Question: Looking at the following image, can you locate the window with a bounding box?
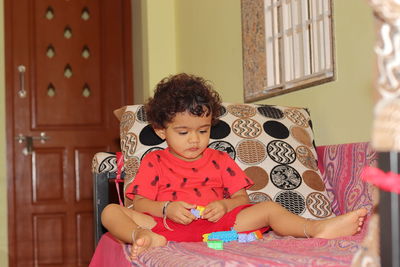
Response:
[241,0,335,102]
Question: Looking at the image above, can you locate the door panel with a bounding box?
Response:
[33,214,64,265]
[32,0,103,128]
[5,0,133,266]
[33,1,102,127]
[33,148,65,203]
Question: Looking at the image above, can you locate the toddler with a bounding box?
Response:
[101,73,367,259]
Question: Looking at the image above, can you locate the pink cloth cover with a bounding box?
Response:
[317,142,377,215]
[90,142,376,267]
[90,230,367,267]
[90,233,131,267]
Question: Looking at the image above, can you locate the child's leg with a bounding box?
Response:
[101,204,167,258]
[233,201,367,239]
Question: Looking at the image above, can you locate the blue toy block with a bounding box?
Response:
[208,229,238,243]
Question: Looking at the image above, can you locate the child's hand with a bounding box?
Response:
[203,200,228,222]
[166,201,196,225]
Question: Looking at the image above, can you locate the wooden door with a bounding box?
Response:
[5,1,133,266]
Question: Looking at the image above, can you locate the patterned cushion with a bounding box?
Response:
[92,152,118,174]
[116,103,334,219]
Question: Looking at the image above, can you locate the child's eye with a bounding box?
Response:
[199,129,209,134]
[179,132,188,135]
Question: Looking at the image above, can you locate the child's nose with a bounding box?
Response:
[189,132,200,143]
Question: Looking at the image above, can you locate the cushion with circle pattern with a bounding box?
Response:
[116,103,334,220]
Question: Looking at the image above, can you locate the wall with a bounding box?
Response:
[132,0,177,103]
[0,1,178,265]
[135,0,375,144]
[262,0,375,145]
[0,0,8,264]
[174,0,375,145]
[175,0,244,99]
[0,0,375,265]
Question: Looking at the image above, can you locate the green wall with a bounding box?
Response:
[135,0,374,145]
[174,0,375,145]
[132,0,177,103]
[0,0,375,265]
[0,0,8,263]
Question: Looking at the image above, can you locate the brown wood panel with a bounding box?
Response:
[5,0,133,266]
[75,147,105,202]
[76,212,94,265]
[33,148,65,203]
[34,1,103,127]
[33,214,65,265]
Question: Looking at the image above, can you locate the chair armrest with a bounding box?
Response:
[92,152,124,246]
[316,142,377,216]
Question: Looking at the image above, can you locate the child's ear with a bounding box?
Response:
[154,128,166,140]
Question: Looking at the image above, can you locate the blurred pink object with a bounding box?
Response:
[362,166,400,194]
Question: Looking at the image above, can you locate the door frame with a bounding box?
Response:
[4,0,133,265]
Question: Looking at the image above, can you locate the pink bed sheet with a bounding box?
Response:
[90,233,131,267]
[90,142,375,267]
[90,228,367,267]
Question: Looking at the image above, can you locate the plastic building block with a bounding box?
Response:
[204,229,262,246]
[253,230,263,239]
[196,205,205,214]
[246,233,257,242]
[190,209,201,218]
[237,231,263,243]
[207,240,224,250]
[237,233,256,243]
[237,233,248,243]
[207,229,238,243]
[202,233,210,242]
[190,205,206,219]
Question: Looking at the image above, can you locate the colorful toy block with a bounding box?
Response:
[204,229,263,249]
[237,230,263,243]
[237,233,255,243]
[190,209,201,218]
[207,229,238,243]
[247,233,257,242]
[196,205,205,213]
[237,233,248,243]
[253,230,263,239]
[207,240,224,250]
[202,233,210,242]
[190,205,206,219]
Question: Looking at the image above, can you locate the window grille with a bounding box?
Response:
[242,0,335,101]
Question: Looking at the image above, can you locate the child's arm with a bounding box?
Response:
[202,189,250,222]
[134,195,197,225]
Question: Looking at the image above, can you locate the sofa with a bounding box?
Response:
[89,103,380,267]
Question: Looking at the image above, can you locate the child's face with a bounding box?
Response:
[155,111,212,161]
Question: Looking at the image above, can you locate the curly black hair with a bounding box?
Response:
[145,73,222,129]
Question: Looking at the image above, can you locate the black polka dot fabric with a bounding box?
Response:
[210,120,231,139]
[139,125,164,146]
[116,103,334,220]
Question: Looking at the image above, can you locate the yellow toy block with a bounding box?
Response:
[202,233,210,242]
[196,205,205,216]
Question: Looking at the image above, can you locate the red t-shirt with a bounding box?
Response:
[126,148,253,206]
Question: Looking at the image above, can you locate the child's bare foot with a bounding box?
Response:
[130,228,167,260]
[311,208,368,239]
